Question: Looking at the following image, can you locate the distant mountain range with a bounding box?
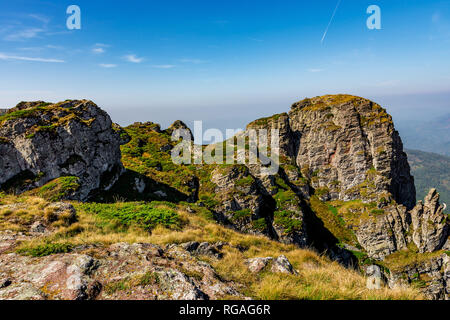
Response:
[398,114,450,157]
[406,149,450,207]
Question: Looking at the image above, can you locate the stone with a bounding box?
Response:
[45,202,77,224]
[30,221,46,233]
[154,190,167,198]
[0,278,12,289]
[0,100,127,201]
[246,257,273,273]
[366,265,383,290]
[271,255,298,275]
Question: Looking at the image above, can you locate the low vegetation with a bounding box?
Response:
[0,192,423,300]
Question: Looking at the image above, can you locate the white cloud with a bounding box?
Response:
[46,45,64,50]
[28,14,50,25]
[92,47,105,54]
[152,64,176,69]
[99,63,117,68]
[308,68,324,73]
[4,28,44,41]
[179,58,208,64]
[124,54,144,63]
[0,53,64,63]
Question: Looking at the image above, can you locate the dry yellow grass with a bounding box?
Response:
[0,194,423,300]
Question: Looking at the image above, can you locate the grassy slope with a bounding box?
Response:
[405,149,450,206]
[0,194,422,300]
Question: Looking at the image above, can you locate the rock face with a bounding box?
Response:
[0,100,128,201]
[410,189,449,253]
[388,254,449,300]
[0,236,242,300]
[247,95,416,209]
[0,95,447,300]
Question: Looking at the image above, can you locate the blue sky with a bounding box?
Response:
[0,0,449,131]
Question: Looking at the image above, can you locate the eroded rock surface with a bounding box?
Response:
[0,100,128,201]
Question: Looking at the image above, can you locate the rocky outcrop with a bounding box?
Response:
[0,239,242,300]
[245,255,298,275]
[410,189,449,253]
[388,254,449,300]
[365,265,384,290]
[0,100,128,201]
[247,95,416,209]
[355,205,410,260]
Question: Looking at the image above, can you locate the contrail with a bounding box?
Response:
[321,0,342,44]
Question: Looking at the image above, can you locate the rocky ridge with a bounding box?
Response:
[0,95,448,300]
[0,100,128,201]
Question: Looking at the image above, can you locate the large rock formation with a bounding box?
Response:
[0,100,128,201]
[249,95,416,209]
[0,95,447,300]
[410,189,449,253]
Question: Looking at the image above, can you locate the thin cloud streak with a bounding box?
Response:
[4,28,44,41]
[152,64,176,69]
[99,63,117,68]
[0,53,64,63]
[321,0,342,44]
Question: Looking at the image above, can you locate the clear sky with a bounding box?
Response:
[0,0,449,132]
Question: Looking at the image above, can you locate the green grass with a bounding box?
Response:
[309,196,358,246]
[251,218,268,232]
[16,242,73,257]
[273,210,303,234]
[230,209,252,222]
[28,176,80,201]
[77,202,183,231]
[0,103,51,123]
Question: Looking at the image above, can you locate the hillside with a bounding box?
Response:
[0,96,448,300]
[406,149,450,206]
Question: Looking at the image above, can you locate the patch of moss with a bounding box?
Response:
[273,210,302,234]
[310,196,358,246]
[251,218,268,232]
[28,176,80,201]
[16,242,73,257]
[77,201,183,231]
[230,209,252,222]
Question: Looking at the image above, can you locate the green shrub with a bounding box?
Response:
[273,210,302,234]
[231,209,252,222]
[30,176,80,201]
[77,202,182,230]
[16,242,73,257]
[251,218,268,232]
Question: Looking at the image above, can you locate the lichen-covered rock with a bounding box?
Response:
[210,165,271,235]
[0,100,128,201]
[410,189,449,253]
[246,257,273,273]
[0,242,243,300]
[271,255,298,275]
[286,95,415,209]
[356,205,410,260]
[388,253,449,300]
[365,265,384,290]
